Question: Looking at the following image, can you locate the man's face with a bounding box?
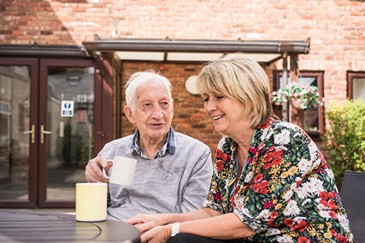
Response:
[124,81,174,141]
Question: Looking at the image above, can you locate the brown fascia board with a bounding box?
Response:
[0,38,310,59]
[0,44,87,57]
[82,38,311,57]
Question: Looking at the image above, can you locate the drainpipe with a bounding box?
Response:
[281,52,289,122]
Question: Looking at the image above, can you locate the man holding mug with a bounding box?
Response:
[85,71,213,221]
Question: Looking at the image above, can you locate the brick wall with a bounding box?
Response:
[1,0,364,96]
[1,0,365,153]
[120,62,221,155]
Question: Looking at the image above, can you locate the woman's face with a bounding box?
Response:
[202,92,250,137]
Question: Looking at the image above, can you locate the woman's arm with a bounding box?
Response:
[141,211,255,242]
[125,207,217,233]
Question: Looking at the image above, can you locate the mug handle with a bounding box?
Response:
[102,160,114,179]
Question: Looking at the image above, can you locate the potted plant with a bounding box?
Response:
[272,82,323,110]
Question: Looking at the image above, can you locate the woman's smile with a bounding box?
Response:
[212,114,225,120]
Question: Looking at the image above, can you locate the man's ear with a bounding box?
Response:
[124,105,136,124]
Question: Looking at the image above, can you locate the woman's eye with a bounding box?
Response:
[212,94,224,101]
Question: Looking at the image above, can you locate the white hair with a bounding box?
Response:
[125,71,173,108]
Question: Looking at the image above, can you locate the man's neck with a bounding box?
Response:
[139,135,167,159]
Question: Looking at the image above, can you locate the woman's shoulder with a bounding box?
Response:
[263,119,305,137]
[254,119,310,148]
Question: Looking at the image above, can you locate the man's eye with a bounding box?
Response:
[160,102,170,108]
[143,103,152,108]
[216,96,224,100]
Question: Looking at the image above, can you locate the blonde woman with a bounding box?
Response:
[127,58,353,243]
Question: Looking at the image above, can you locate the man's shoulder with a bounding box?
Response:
[174,132,209,150]
[103,134,133,147]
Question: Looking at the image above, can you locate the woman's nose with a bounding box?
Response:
[204,100,217,112]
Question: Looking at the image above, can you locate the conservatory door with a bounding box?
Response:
[0,59,38,207]
[0,57,113,208]
[38,59,95,207]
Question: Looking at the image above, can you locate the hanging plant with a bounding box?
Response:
[272,82,323,110]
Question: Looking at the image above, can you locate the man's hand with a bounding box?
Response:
[85,157,112,183]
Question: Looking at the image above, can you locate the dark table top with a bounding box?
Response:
[0,209,141,243]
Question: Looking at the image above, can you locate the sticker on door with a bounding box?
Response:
[61,100,74,117]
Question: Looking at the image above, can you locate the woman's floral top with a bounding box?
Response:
[203,118,353,243]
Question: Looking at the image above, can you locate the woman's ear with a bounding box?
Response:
[124,105,136,124]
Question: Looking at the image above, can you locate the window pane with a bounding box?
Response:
[0,66,30,200]
[277,76,319,131]
[46,67,93,201]
[274,71,324,136]
[353,77,365,100]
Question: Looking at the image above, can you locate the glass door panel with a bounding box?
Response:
[0,65,31,202]
[0,57,105,208]
[44,66,93,202]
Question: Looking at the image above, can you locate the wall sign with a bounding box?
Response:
[60,100,74,117]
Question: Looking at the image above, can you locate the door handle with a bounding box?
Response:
[24,125,35,144]
[40,125,52,144]
[96,131,105,137]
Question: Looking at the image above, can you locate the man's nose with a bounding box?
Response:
[151,106,164,118]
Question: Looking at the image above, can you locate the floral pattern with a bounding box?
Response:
[204,118,353,242]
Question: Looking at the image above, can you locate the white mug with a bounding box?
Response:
[75,182,107,222]
[102,156,137,186]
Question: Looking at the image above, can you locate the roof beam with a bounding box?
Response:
[82,38,311,57]
[0,44,86,57]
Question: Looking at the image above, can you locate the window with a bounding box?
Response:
[273,71,324,138]
[347,72,365,100]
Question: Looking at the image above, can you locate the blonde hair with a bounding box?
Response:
[196,57,273,128]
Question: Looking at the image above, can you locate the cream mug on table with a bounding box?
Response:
[102,156,137,186]
[75,182,107,222]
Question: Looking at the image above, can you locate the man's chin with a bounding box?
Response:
[146,130,169,138]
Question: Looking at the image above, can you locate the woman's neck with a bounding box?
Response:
[233,128,254,152]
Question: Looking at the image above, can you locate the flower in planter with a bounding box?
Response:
[272,82,323,110]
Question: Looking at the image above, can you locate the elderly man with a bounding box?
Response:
[85,71,213,221]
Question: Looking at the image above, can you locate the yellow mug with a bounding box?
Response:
[75,183,107,222]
